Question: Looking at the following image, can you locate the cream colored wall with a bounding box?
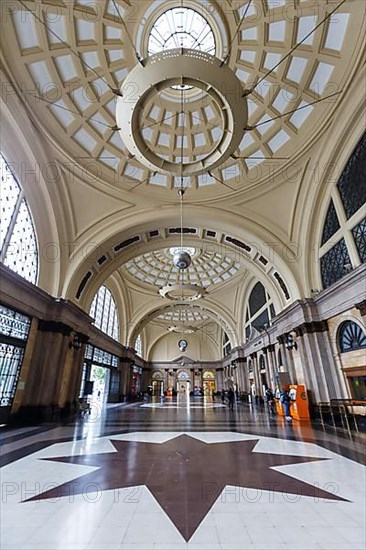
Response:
[148,332,218,362]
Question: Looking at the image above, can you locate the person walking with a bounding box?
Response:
[265,388,275,414]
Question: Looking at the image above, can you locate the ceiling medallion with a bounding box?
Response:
[159,283,207,302]
[116,49,248,176]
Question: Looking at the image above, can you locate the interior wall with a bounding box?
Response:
[148,332,219,362]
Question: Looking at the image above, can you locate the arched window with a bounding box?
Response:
[135,334,142,357]
[222,332,231,356]
[338,321,366,353]
[259,355,265,370]
[320,133,366,289]
[0,154,38,284]
[90,286,119,340]
[244,282,276,340]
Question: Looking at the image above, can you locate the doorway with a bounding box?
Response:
[90,365,110,404]
[152,380,163,396]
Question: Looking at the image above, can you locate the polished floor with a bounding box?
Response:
[1,396,365,550]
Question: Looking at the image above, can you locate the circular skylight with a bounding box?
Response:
[123,248,241,288]
[148,8,216,56]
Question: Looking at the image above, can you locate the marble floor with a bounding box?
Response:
[1,396,365,550]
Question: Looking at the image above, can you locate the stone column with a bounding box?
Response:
[295,321,345,405]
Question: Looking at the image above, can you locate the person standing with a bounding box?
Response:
[227,387,235,411]
[280,389,292,421]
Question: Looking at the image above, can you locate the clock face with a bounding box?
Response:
[178,339,188,351]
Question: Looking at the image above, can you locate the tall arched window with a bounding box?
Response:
[135,334,142,357]
[0,154,38,284]
[338,321,366,353]
[244,281,276,340]
[222,332,231,356]
[90,286,119,340]
[320,133,366,289]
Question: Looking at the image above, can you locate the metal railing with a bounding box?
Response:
[318,399,366,433]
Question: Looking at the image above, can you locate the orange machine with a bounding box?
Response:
[275,385,310,420]
[288,385,310,420]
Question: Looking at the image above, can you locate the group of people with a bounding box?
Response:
[265,387,292,420]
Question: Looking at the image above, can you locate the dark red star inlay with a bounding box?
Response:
[23,435,348,541]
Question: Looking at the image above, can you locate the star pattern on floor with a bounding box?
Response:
[23,435,349,541]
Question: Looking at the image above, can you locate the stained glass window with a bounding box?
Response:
[337,133,366,219]
[339,321,366,353]
[321,199,340,246]
[320,238,350,289]
[0,154,38,284]
[352,217,366,263]
[89,286,119,341]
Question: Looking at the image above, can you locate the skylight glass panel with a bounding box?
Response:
[309,62,334,95]
[176,135,188,148]
[211,127,223,141]
[238,2,257,19]
[194,133,206,147]
[268,21,286,42]
[263,52,281,71]
[222,164,240,181]
[240,50,256,63]
[113,68,128,85]
[13,11,39,49]
[98,149,119,169]
[158,133,170,146]
[76,19,96,42]
[49,100,75,127]
[150,173,168,186]
[71,86,94,112]
[174,176,191,187]
[297,15,317,46]
[88,112,110,135]
[92,77,109,98]
[105,25,122,41]
[124,165,143,180]
[268,130,290,152]
[81,51,100,70]
[241,27,257,41]
[108,49,124,63]
[45,14,67,45]
[236,68,250,84]
[239,133,255,151]
[108,132,127,151]
[289,101,314,128]
[247,99,258,117]
[73,128,97,152]
[272,90,295,113]
[325,14,350,50]
[204,106,215,120]
[246,151,265,167]
[286,57,308,83]
[198,173,215,186]
[142,127,153,141]
[54,55,78,81]
[256,114,275,135]
[27,61,54,90]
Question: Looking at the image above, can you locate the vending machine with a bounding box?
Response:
[288,384,310,420]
